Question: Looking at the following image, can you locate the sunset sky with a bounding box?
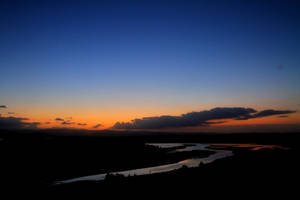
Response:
[0,0,300,132]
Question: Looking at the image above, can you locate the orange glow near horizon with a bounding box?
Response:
[10,109,299,131]
[1,103,299,131]
[5,104,202,130]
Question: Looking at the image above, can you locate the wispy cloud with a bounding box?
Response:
[61,121,75,125]
[93,124,103,128]
[77,123,87,126]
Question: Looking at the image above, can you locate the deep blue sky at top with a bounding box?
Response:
[0,0,300,117]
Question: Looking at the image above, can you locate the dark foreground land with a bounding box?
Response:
[0,129,299,197]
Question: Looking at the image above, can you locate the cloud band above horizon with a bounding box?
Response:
[112,107,296,130]
[0,116,40,129]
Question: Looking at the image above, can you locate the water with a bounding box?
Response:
[54,143,282,185]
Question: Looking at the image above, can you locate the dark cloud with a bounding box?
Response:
[55,118,64,121]
[8,112,15,115]
[93,124,103,128]
[112,107,296,130]
[0,105,7,108]
[237,109,296,120]
[61,121,75,125]
[77,123,87,126]
[254,109,295,118]
[113,107,256,129]
[0,116,40,129]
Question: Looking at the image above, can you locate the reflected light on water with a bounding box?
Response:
[54,143,285,185]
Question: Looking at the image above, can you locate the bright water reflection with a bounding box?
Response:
[54,143,282,185]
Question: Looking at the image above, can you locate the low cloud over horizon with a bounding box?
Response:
[61,121,75,125]
[112,107,296,130]
[0,106,297,131]
[77,123,87,126]
[93,124,103,129]
[0,116,40,129]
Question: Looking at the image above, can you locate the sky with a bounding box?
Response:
[0,0,300,131]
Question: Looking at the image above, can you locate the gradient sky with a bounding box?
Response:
[0,0,300,130]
